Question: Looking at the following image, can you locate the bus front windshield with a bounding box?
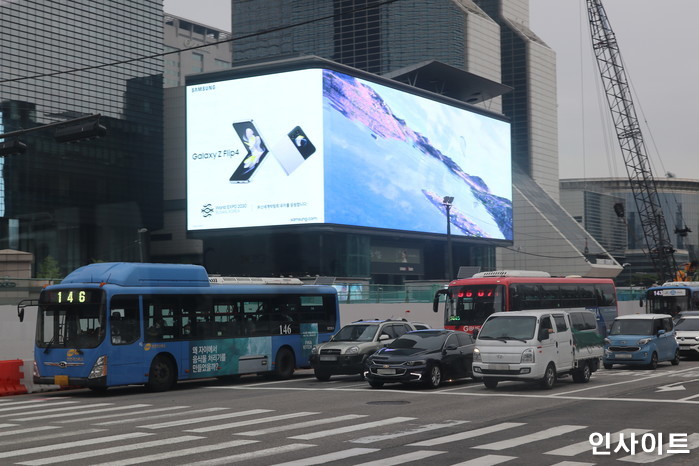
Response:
[37,289,106,349]
[447,285,504,326]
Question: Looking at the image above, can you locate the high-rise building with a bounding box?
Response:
[0,0,164,276]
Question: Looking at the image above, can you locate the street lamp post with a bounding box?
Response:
[443,196,454,280]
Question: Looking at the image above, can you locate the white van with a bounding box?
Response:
[472,309,604,389]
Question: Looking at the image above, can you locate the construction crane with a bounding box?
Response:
[585,0,678,282]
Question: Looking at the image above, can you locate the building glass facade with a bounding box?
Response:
[0,0,164,276]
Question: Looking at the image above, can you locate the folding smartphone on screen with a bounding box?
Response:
[229,121,269,183]
[271,125,316,175]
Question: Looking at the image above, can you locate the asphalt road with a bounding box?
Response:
[2,358,699,465]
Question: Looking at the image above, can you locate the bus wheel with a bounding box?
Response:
[147,355,176,392]
[274,348,295,379]
[572,362,591,383]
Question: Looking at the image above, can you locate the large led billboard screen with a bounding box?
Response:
[186,65,512,240]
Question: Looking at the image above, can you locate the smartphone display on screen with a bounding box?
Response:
[229,121,269,183]
[272,125,317,175]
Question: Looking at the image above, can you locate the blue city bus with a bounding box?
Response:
[646,281,699,319]
[25,262,339,392]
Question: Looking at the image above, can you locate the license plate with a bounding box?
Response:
[615,353,632,359]
[54,375,69,386]
[491,363,509,371]
[320,355,337,361]
[377,368,396,375]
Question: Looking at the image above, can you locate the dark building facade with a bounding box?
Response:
[0,0,164,276]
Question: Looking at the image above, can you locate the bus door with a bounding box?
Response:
[106,295,143,382]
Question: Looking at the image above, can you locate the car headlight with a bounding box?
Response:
[521,348,534,363]
[604,338,611,345]
[637,338,651,345]
[473,348,481,362]
[311,345,319,354]
[404,359,426,367]
[345,346,359,355]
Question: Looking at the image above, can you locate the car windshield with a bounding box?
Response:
[609,319,653,336]
[478,315,536,340]
[675,318,699,331]
[388,331,448,351]
[333,324,378,342]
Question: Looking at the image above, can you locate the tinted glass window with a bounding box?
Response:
[553,314,568,331]
[456,332,474,346]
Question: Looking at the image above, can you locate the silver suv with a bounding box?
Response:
[310,319,424,380]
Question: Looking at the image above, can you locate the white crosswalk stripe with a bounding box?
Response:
[3,403,113,420]
[58,405,188,423]
[408,422,525,447]
[545,428,652,457]
[95,439,259,466]
[618,432,699,463]
[351,420,469,444]
[0,425,58,438]
[236,414,368,436]
[16,403,152,421]
[187,443,317,466]
[0,432,151,460]
[474,425,587,450]
[353,449,446,466]
[449,454,517,466]
[16,435,204,466]
[288,417,416,440]
[185,411,318,433]
[0,400,78,414]
[271,447,379,466]
[138,408,272,429]
[0,429,106,449]
[95,406,228,425]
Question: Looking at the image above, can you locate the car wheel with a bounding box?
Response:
[146,355,176,392]
[603,362,613,370]
[424,364,442,389]
[314,369,331,381]
[671,349,680,366]
[540,363,556,389]
[647,352,659,370]
[369,380,384,389]
[483,378,498,389]
[572,362,591,383]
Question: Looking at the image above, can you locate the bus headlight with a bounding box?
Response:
[88,355,108,379]
[521,348,535,363]
[473,348,481,362]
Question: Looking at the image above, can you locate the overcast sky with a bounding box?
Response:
[164,0,699,181]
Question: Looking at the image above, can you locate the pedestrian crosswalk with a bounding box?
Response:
[0,396,696,465]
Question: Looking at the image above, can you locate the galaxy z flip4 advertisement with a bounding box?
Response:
[186,68,513,240]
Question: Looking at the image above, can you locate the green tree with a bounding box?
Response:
[37,256,62,279]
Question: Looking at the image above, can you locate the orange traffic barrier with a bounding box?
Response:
[0,359,28,396]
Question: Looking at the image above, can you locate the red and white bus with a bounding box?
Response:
[433,270,618,336]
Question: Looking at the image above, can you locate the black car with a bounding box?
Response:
[364,329,474,389]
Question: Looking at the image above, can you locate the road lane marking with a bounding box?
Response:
[0,429,105,449]
[16,403,152,421]
[618,433,699,463]
[408,423,525,447]
[58,405,188,423]
[0,400,80,414]
[474,425,586,450]
[289,417,415,440]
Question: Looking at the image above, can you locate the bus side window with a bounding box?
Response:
[110,295,140,345]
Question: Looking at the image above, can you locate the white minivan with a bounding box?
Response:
[472,309,604,389]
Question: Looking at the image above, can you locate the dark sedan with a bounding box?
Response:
[364,329,475,388]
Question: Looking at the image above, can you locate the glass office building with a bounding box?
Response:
[0,1,164,276]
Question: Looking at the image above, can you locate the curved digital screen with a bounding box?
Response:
[186,68,512,240]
